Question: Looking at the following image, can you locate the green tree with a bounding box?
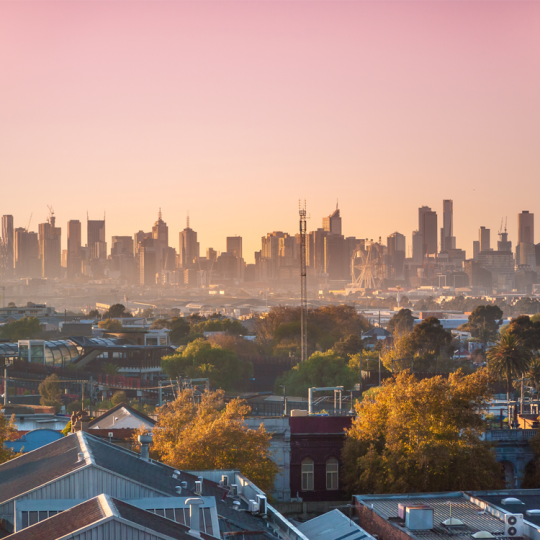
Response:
[169,317,191,344]
[276,350,356,397]
[111,391,127,406]
[464,305,504,346]
[7,302,16,308]
[387,309,415,335]
[505,316,540,351]
[102,304,132,319]
[88,309,100,318]
[403,317,454,359]
[98,319,123,332]
[142,308,154,318]
[0,317,41,341]
[487,333,532,405]
[342,369,504,494]
[38,374,62,413]
[333,334,364,357]
[102,363,120,376]
[191,318,246,335]
[161,339,252,391]
[151,319,170,330]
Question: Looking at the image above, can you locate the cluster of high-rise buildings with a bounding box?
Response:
[0,203,537,293]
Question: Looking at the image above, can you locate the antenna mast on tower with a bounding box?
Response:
[299,200,308,362]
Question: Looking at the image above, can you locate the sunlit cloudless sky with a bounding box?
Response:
[1,1,539,262]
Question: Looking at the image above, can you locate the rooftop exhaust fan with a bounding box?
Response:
[502,498,524,505]
[443,518,464,526]
[472,532,495,538]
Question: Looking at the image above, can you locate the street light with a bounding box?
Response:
[280,385,287,416]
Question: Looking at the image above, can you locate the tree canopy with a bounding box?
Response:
[463,305,504,345]
[342,369,504,494]
[0,414,20,464]
[102,304,132,319]
[190,318,247,335]
[0,317,41,341]
[504,315,540,351]
[332,334,364,357]
[387,309,415,335]
[144,389,278,491]
[276,350,357,396]
[254,305,370,357]
[161,339,252,391]
[98,319,123,332]
[39,374,62,413]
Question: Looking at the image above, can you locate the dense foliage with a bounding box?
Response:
[387,309,415,335]
[0,317,41,341]
[102,304,133,318]
[98,319,123,331]
[38,374,62,413]
[139,390,278,491]
[342,369,504,494]
[0,414,20,464]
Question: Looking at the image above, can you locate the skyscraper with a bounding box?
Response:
[39,211,61,278]
[226,236,242,259]
[387,232,406,279]
[517,210,535,266]
[67,220,82,279]
[151,210,169,272]
[178,217,199,269]
[2,215,14,275]
[479,226,491,252]
[14,228,40,278]
[323,204,342,235]
[440,200,456,252]
[87,217,106,259]
[418,206,437,257]
[412,230,423,263]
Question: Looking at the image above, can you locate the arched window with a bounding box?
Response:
[326,458,339,490]
[301,458,314,491]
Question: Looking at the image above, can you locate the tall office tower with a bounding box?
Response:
[178,217,199,269]
[1,215,14,275]
[440,200,456,252]
[387,232,406,279]
[110,236,136,282]
[322,204,342,235]
[412,231,423,263]
[206,248,217,263]
[418,206,437,257]
[151,209,169,271]
[473,241,480,260]
[14,228,40,277]
[134,231,152,255]
[38,211,61,278]
[226,236,242,259]
[139,246,156,286]
[307,228,328,273]
[517,211,535,266]
[87,218,106,259]
[324,234,347,280]
[497,225,512,252]
[260,231,286,280]
[111,236,134,256]
[479,227,491,252]
[67,220,82,279]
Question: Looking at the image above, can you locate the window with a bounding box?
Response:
[326,458,339,490]
[301,458,314,491]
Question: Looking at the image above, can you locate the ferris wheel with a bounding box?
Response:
[350,241,384,290]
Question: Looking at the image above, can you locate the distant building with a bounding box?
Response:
[14,228,40,278]
[67,219,82,279]
[139,246,156,286]
[473,240,480,260]
[38,212,61,278]
[440,199,456,252]
[323,204,342,235]
[387,232,406,279]
[151,209,169,272]
[1,215,14,275]
[178,218,199,269]
[226,236,242,259]
[517,210,535,266]
[419,206,437,257]
[479,226,491,252]
[87,217,106,259]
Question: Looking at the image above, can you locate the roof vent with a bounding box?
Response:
[443,518,464,526]
[233,500,241,511]
[181,481,188,489]
[230,484,238,497]
[175,486,182,495]
[195,480,203,495]
[526,509,540,516]
[502,498,524,505]
[472,532,495,539]
[77,452,85,462]
[172,469,180,479]
[220,474,229,487]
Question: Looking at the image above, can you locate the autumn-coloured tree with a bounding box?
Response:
[98,319,123,332]
[342,369,504,494]
[0,414,20,464]
[111,391,127,406]
[143,390,278,491]
[39,374,62,413]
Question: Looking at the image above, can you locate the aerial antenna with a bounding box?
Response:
[336,199,339,210]
[26,213,32,232]
[299,200,308,362]
[158,208,162,220]
[187,211,190,229]
[505,216,507,233]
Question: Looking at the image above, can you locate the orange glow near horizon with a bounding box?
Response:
[1,1,539,263]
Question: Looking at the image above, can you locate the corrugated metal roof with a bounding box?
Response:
[356,495,506,540]
[298,509,371,540]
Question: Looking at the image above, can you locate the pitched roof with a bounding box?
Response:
[297,509,371,540]
[7,495,215,540]
[0,433,85,506]
[88,402,156,430]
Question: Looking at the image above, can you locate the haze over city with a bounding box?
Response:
[1,1,540,262]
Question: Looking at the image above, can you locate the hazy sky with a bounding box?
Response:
[1,1,539,263]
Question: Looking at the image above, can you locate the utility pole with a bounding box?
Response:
[299,201,308,362]
[3,366,7,406]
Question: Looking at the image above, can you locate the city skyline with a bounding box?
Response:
[1,1,539,263]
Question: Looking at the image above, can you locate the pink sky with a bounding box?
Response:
[1,1,539,262]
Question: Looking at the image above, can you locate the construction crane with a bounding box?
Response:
[26,212,32,232]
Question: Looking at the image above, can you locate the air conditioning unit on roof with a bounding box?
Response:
[505,514,523,538]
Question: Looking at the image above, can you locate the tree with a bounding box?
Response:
[151,319,170,330]
[191,318,247,335]
[505,316,540,351]
[333,334,364,357]
[111,391,127,406]
[7,302,16,308]
[206,333,259,356]
[464,305,504,346]
[102,304,132,319]
[487,333,532,406]
[276,350,356,397]
[0,414,19,464]
[103,363,120,376]
[161,339,252,391]
[526,357,540,395]
[39,374,62,413]
[169,317,191,344]
[0,317,41,341]
[387,309,415,335]
[98,319,123,332]
[88,309,100,318]
[147,389,278,491]
[342,369,504,494]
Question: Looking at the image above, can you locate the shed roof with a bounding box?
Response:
[298,509,372,540]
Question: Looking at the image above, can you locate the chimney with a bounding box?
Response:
[138,434,152,461]
[186,498,204,537]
